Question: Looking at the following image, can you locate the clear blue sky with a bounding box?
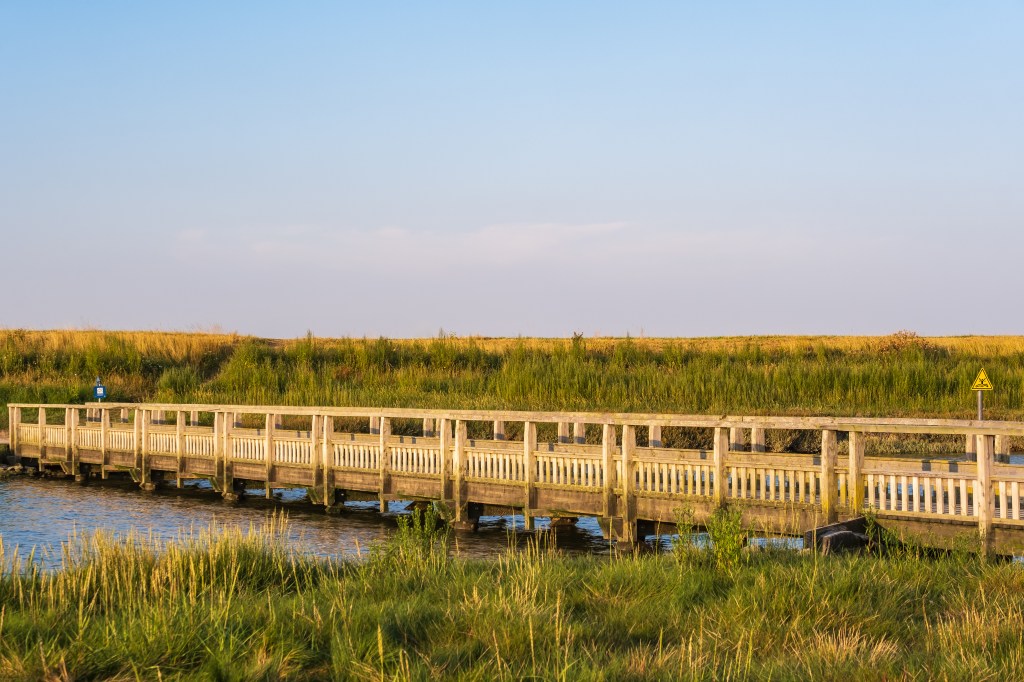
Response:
[2,2,1021,337]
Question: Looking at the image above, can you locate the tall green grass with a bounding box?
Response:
[1,516,1022,680]
[3,330,1024,432]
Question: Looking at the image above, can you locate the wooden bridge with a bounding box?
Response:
[7,402,1024,554]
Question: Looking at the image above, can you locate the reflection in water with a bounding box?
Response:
[0,477,614,567]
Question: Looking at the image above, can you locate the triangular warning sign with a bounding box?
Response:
[971,369,994,391]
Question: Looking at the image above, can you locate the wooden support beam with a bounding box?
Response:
[370,416,380,435]
[120,408,129,424]
[966,433,977,459]
[648,424,662,448]
[454,419,467,522]
[848,431,865,514]
[100,408,110,479]
[265,413,275,499]
[573,421,586,445]
[38,407,47,461]
[729,427,744,451]
[493,420,505,441]
[422,417,435,438]
[601,423,616,518]
[190,410,199,427]
[750,427,766,453]
[175,410,185,487]
[977,434,994,549]
[713,427,728,506]
[558,422,570,444]
[524,421,537,530]
[620,424,637,543]
[323,415,335,509]
[140,409,153,491]
[378,417,391,512]
[309,414,321,500]
[438,417,451,502]
[821,430,838,523]
[222,411,236,500]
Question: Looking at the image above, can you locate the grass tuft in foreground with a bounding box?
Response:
[2,514,1023,680]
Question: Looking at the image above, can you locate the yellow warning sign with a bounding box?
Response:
[971,369,994,391]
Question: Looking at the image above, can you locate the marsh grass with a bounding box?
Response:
[4,331,1024,447]
[1,514,1022,680]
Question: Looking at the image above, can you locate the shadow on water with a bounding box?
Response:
[0,477,802,567]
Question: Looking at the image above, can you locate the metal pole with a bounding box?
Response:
[977,390,983,421]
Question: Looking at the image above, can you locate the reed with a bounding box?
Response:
[4,330,1024,422]
[1,517,1021,680]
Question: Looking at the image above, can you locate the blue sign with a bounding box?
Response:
[94,377,106,400]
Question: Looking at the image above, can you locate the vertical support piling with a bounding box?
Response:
[648,424,662,448]
[821,429,838,523]
[620,424,637,543]
[493,420,505,441]
[977,433,993,550]
[750,427,766,453]
[573,421,586,445]
[729,427,744,451]
[601,423,617,518]
[422,418,435,438]
[453,419,467,523]
[523,421,537,530]
[264,413,275,499]
[848,431,865,514]
[713,427,728,506]
[558,422,570,444]
[378,416,391,512]
[323,415,336,510]
[100,408,110,479]
[438,417,451,502]
[175,410,185,488]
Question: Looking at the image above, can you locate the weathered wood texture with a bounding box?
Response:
[9,402,1024,552]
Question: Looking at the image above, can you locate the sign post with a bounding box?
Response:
[94,377,107,403]
[971,369,993,420]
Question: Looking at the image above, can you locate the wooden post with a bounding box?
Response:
[370,416,380,435]
[729,427,744,451]
[9,406,19,453]
[63,407,72,461]
[648,424,662,448]
[175,410,185,487]
[995,435,1010,462]
[966,433,977,460]
[69,408,80,477]
[100,408,110,479]
[131,408,141,473]
[454,419,466,522]
[422,418,435,438]
[493,420,505,441]
[378,416,391,512]
[558,422,570,444]
[140,409,153,491]
[713,427,728,506]
[323,415,335,509]
[523,421,537,530]
[977,434,994,548]
[821,430,838,522]
[120,408,128,424]
[309,414,320,499]
[190,410,199,427]
[620,424,637,543]
[223,411,236,499]
[601,423,616,517]
[573,421,586,445]
[848,431,865,513]
[212,411,222,490]
[264,413,275,499]
[439,417,451,501]
[750,427,766,453]
[38,407,47,460]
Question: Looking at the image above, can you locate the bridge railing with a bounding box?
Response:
[8,402,1024,542]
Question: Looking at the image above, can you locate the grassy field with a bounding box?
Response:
[3,329,1024,426]
[1,514,1021,680]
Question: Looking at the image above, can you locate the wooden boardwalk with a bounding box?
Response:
[8,402,1024,554]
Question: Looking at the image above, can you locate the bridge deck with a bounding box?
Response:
[7,402,1024,553]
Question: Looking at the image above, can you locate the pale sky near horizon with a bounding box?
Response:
[2,2,1022,338]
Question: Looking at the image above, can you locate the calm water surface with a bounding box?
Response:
[0,476,616,566]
